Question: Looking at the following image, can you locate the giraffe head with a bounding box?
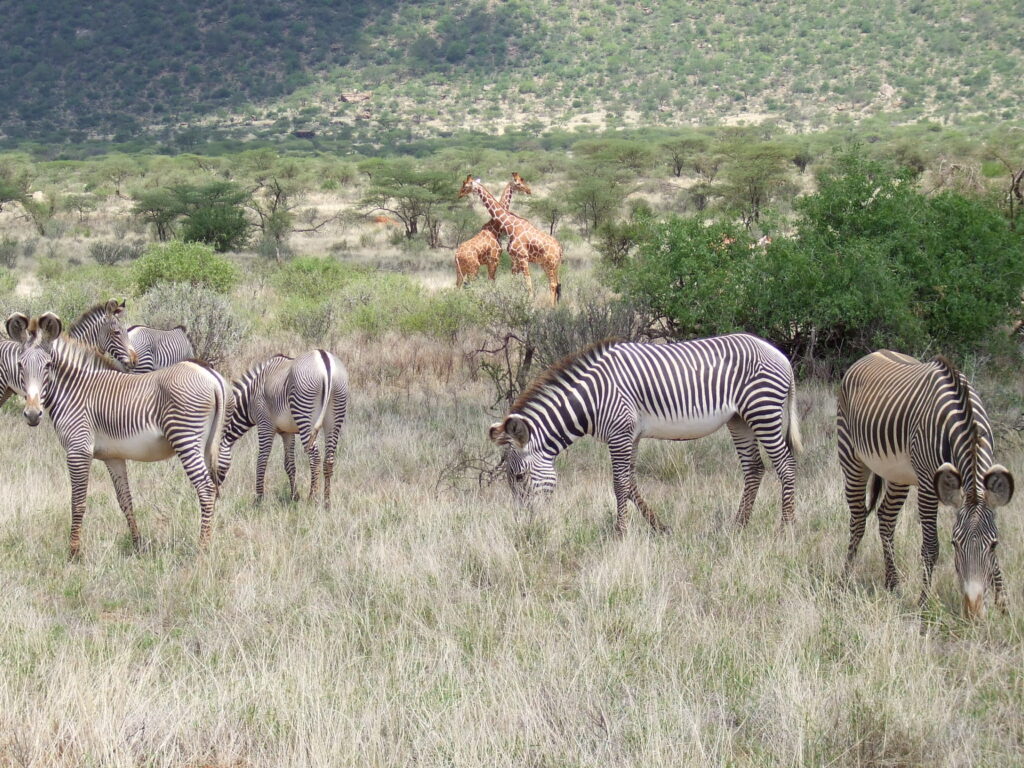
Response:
[511,172,532,196]
[458,174,476,199]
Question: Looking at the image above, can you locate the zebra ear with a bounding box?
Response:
[984,465,1014,508]
[488,421,506,444]
[6,313,30,343]
[504,415,531,449]
[37,313,62,344]
[933,463,963,506]
[105,298,120,314]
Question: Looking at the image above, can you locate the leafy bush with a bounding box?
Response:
[271,256,364,301]
[135,282,249,367]
[180,203,250,252]
[134,241,239,295]
[88,238,146,265]
[0,236,19,269]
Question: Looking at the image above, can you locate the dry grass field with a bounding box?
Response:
[1,265,1024,767]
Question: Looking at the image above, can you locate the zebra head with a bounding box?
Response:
[934,462,1015,619]
[5,312,62,427]
[96,299,137,371]
[489,414,556,502]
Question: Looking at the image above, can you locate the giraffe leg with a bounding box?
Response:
[727,416,765,527]
[105,458,141,551]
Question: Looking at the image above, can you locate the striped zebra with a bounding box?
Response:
[127,324,195,373]
[0,339,20,404]
[217,350,349,505]
[488,333,801,532]
[70,299,137,371]
[838,351,1014,618]
[6,312,227,557]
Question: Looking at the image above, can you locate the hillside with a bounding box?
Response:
[1,0,1021,146]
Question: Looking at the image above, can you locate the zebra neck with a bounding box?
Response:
[516,405,592,457]
[53,337,121,375]
[225,380,257,443]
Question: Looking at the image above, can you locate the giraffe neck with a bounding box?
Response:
[499,182,514,210]
[473,183,516,236]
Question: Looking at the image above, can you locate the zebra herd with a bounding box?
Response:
[1,301,349,559]
[0,302,1014,619]
[489,332,1015,620]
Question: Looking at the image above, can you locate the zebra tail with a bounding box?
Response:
[205,371,227,487]
[313,350,333,434]
[786,382,803,455]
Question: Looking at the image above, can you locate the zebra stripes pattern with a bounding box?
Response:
[6,312,227,557]
[127,325,195,373]
[489,333,801,533]
[70,299,137,371]
[838,350,1014,618]
[218,349,349,505]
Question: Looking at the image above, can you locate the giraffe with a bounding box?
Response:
[454,173,531,287]
[458,175,562,305]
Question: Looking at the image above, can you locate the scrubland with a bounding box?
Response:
[0,224,1024,766]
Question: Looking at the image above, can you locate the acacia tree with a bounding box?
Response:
[659,135,710,177]
[359,158,453,246]
[715,142,793,227]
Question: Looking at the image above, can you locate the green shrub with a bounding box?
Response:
[271,256,365,301]
[180,204,250,252]
[88,238,146,265]
[134,241,239,295]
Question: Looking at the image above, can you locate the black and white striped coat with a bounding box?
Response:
[838,351,1014,617]
[489,333,801,533]
[218,350,348,505]
[127,325,195,373]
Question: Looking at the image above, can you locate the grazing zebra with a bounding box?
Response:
[127,325,195,373]
[70,299,137,371]
[217,350,349,505]
[838,351,1014,618]
[6,312,227,557]
[0,339,21,404]
[488,334,801,533]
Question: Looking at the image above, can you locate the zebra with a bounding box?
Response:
[6,312,227,557]
[838,351,1014,618]
[126,324,195,373]
[488,333,801,533]
[217,350,349,505]
[0,339,21,404]
[69,299,137,371]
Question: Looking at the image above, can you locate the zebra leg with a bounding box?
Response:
[66,451,92,559]
[254,423,275,504]
[322,389,347,507]
[300,425,323,502]
[282,433,299,501]
[750,418,797,525]
[991,551,1007,613]
[609,439,636,534]
[628,438,668,533]
[838,429,871,576]
[916,489,940,607]
[877,482,910,591]
[172,441,218,550]
[727,416,765,527]
[104,458,141,551]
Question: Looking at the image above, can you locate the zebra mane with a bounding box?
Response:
[932,355,983,499]
[512,338,621,414]
[54,334,124,372]
[69,302,113,335]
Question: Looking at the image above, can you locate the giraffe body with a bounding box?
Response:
[454,174,530,287]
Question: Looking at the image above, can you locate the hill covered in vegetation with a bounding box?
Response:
[1,0,1021,146]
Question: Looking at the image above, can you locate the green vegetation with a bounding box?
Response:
[134,240,240,294]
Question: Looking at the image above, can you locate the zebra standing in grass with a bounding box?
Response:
[217,350,348,506]
[69,299,137,371]
[489,334,801,533]
[127,324,195,373]
[838,351,1014,618]
[6,312,227,557]
[0,340,21,404]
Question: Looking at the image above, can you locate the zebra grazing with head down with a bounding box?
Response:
[489,333,801,533]
[127,325,195,373]
[217,350,349,505]
[6,312,227,557]
[69,299,137,371]
[838,351,1014,618]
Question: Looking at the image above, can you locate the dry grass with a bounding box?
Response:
[1,311,1024,766]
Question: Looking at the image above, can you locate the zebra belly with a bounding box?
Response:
[93,429,176,462]
[638,408,733,441]
[272,411,300,434]
[860,450,918,486]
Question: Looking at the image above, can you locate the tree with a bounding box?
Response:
[132,181,250,251]
[715,142,793,227]
[359,158,454,245]
[659,135,710,177]
[566,162,632,237]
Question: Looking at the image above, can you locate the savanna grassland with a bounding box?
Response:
[0,123,1022,766]
[0,230,1024,766]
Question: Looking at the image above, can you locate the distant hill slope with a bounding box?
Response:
[1,0,1020,144]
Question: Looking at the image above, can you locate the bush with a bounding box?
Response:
[180,204,250,252]
[271,256,364,301]
[0,236,19,269]
[134,241,239,294]
[88,238,146,265]
[135,282,249,367]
